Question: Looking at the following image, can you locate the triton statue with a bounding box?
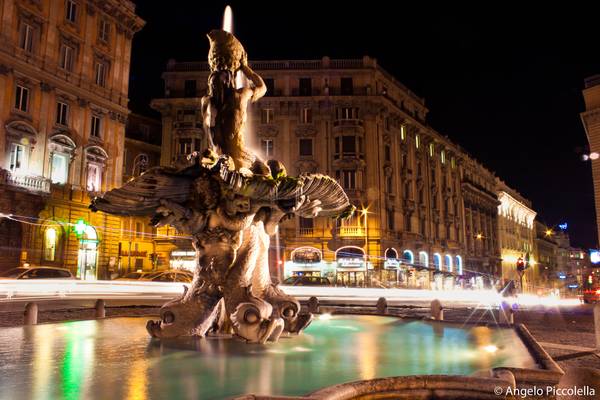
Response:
[91,28,354,343]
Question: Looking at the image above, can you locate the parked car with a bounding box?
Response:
[0,266,75,280]
[583,288,600,303]
[143,270,194,283]
[281,276,331,286]
[116,271,163,281]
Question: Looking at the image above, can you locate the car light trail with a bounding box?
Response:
[0,280,582,307]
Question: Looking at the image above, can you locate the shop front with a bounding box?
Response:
[170,250,196,271]
[284,247,331,279]
[335,246,371,287]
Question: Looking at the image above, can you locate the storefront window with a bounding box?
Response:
[44,228,57,261]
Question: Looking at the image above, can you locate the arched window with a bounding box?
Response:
[402,250,414,265]
[291,247,322,264]
[433,253,441,270]
[445,254,453,272]
[419,251,429,268]
[385,248,398,260]
[455,255,463,275]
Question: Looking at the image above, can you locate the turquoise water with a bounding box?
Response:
[0,315,537,400]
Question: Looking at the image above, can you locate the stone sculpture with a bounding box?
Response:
[91,28,354,343]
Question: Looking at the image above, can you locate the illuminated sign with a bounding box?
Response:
[337,258,364,268]
[590,250,600,264]
[171,251,195,257]
[384,259,400,269]
[558,223,568,230]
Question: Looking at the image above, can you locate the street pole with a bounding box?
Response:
[364,209,368,288]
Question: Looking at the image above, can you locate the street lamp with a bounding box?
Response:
[361,207,369,288]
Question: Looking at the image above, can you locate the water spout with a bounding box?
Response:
[222,5,233,33]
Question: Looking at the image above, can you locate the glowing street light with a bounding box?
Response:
[476,233,483,240]
[582,152,599,161]
[545,229,553,237]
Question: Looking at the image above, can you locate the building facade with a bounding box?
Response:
[118,113,161,275]
[0,0,143,278]
[496,181,537,291]
[150,56,532,289]
[581,75,600,246]
[533,221,558,290]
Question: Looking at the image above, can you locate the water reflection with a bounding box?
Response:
[0,316,538,400]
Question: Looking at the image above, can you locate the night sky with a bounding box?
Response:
[129,2,600,248]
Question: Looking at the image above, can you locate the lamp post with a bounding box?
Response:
[361,207,369,288]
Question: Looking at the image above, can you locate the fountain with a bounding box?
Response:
[0,8,566,400]
[91,11,354,343]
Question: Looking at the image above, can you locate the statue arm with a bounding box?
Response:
[240,64,266,102]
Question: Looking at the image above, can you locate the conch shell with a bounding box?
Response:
[207,29,246,72]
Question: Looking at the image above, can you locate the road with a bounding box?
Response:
[0,279,582,312]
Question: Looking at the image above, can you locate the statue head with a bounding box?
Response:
[207,29,246,73]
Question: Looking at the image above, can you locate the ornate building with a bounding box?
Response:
[118,113,161,274]
[0,0,143,278]
[496,181,537,290]
[582,75,600,245]
[533,220,558,289]
[150,56,526,288]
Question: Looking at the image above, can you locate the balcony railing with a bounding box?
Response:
[333,119,364,128]
[298,228,314,236]
[336,226,365,237]
[0,170,51,193]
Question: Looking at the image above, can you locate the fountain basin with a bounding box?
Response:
[0,314,561,400]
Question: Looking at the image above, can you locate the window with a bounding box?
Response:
[384,117,390,130]
[261,139,274,158]
[441,150,446,164]
[51,153,68,184]
[400,125,406,140]
[299,138,313,157]
[135,222,143,238]
[299,78,312,96]
[385,145,391,162]
[336,170,356,189]
[341,136,356,155]
[18,22,34,52]
[300,107,312,124]
[415,134,420,149]
[99,20,110,42]
[451,157,456,169]
[59,44,75,71]
[56,102,69,126]
[14,85,29,112]
[184,80,197,97]
[299,217,314,230]
[429,143,434,157]
[94,61,107,87]
[261,108,274,124]
[418,188,424,204]
[178,138,192,155]
[402,152,408,168]
[9,143,26,173]
[387,209,395,230]
[340,77,353,95]
[87,163,101,192]
[91,115,101,137]
[264,78,275,96]
[337,107,358,120]
[65,0,77,23]
[44,228,57,261]
[386,175,393,193]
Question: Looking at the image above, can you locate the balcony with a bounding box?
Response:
[0,170,51,193]
[298,228,314,236]
[333,119,364,128]
[336,226,365,237]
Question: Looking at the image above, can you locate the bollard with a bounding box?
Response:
[376,297,388,314]
[24,302,38,325]
[594,303,600,350]
[499,301,514,325]
[431,299,443,321]
[307,296,319,314]
[95,299,106,319]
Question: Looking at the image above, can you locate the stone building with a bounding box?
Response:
[150,56,527,288]
[0,0,143,278]
[581,75,600,246]
[118,113,161,274]
[533,221,558,289]
[496,180,537,291]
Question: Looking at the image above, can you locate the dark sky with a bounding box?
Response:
[129,1,600,248]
